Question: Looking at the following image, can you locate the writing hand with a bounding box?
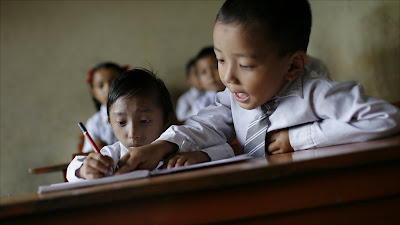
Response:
[78,153,113,180]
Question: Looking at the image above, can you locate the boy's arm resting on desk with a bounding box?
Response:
[199,143,235,160]
[163,143,235,169]
[157,89,236,161]
[288,80,400,150]
[115,140,179,174]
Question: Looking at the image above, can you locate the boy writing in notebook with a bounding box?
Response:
[115,0,400,173]
[67,68,174,181]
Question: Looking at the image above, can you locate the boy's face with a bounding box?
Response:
[108,92,167,150]
[91,68,119,106]
[196,55,225,92]
[213,21,292,110]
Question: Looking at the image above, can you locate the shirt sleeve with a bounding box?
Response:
[289,80,400,150]
[66,155,86,182]
[200,143,235,160]
[157,89,236,160]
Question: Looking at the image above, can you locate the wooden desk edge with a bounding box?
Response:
[1,134,400,220]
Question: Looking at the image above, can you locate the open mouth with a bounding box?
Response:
[234,92,249,103]
[129,145,141,149]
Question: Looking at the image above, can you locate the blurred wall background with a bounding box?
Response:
[1,0,399,196]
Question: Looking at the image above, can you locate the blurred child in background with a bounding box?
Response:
[191,46,226,115]
[175,58,204,122]
[82,62,129,153]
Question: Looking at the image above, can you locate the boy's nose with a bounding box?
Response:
[128,124,139,139]
[223,66,237,84]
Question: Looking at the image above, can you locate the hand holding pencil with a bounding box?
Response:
[76,122,114,179]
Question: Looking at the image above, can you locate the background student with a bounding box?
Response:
[175,58,204,122]
[190,46,226,116]
[82,62,129,153]
[67,68,175,181]
[113,0,400,173]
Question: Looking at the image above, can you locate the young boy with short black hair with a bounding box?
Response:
[115,0,400,173]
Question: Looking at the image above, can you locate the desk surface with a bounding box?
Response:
[1,135,400,225]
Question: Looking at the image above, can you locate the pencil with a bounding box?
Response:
[77,122,101,153]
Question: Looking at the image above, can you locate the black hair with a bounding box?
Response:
[106,68,174,125]
[216,0,312,56]
[88,62,127,111]
[196,46,216,61]
[185,58,197,77]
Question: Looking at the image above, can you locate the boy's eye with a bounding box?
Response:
[240,64,255,70]
[97,84,104,89]
[217,59,225,64]
[140,120,150,124]
[116,121,126,126]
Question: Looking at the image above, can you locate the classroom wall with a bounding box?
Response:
[1,1,399,196]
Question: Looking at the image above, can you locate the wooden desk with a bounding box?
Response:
[1,135,400,225]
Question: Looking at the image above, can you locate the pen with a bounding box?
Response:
[78,122,101,153]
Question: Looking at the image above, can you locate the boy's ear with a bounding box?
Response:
[285,51,306,81]
[107,116,111,124]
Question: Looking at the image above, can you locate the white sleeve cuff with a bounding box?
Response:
[289,124,315,150]
[66,156,86,182]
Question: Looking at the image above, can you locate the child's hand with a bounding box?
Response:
[161,152,211,169]
[265,129,294,155]
[77,153,114,180]
[115,141,178,175]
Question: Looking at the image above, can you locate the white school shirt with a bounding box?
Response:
[156,69,400,160]
[67,141,128,182]
[175,87,204,122]
[82,105,118,153]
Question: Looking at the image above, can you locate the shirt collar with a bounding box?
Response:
[272,68,306,101]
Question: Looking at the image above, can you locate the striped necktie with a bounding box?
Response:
[244,100,276,157]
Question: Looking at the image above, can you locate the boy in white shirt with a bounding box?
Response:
[190,46,226,116]
[67,68,174,181]
[114,0,400,174]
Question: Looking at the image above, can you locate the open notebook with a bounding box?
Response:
[38,154,252,194]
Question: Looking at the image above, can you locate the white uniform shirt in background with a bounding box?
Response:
[175,87,204,122]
